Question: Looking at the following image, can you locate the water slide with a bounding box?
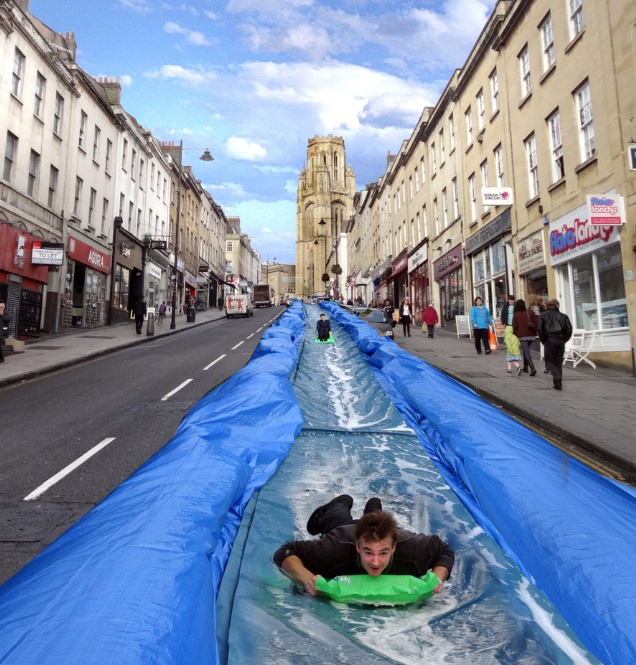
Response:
[0,302,634,664]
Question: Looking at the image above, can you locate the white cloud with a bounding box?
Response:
[119,74,133,87]
[204,182,247,198]
[118,0,151,13]
[144,64,212,85]
[226,137,268,162]
[163,21,211,46]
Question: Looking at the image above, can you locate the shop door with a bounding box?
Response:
[18,289,42,337]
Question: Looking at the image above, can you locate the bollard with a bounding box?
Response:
[146,311,155,336]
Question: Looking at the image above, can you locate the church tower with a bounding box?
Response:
[296,135,356,299]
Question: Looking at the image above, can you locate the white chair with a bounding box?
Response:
[564,329,597,369]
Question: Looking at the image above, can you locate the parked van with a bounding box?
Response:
[225,293,253,318]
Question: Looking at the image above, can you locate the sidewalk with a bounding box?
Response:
[0,308,227,389]
[395,326,636,484]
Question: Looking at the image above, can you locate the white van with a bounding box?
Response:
[225,293,253,318]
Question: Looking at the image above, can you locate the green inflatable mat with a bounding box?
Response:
[314,333,335,344]
[314,571,440,605]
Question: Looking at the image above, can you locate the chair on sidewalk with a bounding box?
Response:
[564,329,597,369]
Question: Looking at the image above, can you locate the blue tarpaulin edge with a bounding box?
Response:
[0,303,306,665]
[322,302,636,665]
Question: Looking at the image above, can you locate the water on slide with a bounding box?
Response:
[223,305,600,664]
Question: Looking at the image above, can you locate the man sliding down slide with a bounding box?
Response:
[273,495,454,598]
[315,313,333,342]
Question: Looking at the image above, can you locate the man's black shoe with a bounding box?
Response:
[363,497,383,514]
[307,494,353,535]
[553,382,562,390]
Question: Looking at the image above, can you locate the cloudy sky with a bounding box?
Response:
[30,0,495,264]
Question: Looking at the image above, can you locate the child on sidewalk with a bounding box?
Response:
[504,325,523,375]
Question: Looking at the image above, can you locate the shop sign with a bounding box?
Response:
[549,201,620,266]
[148,262,162,280]
[185,270,197,287]
[392,252,408,276]
[32,242,65,266]
[433,244,463,280]
[408,245,428,272]
[517,231,544,274]
[586,193,625,226]
[465,209,511,255]
[481,187,514,207]
[67,235,111,274]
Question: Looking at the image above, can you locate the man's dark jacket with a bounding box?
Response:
[133,300,147,317]
[538,305,572,344]
[316,318,331,339]
[273,525,455,580]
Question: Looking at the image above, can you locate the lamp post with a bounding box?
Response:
[169,141,214,330]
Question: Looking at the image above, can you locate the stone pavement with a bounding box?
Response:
[0,307,227,389]
[395,325,636,484]
[2,307,635,484]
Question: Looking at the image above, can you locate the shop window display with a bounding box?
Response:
[114,265,130,311]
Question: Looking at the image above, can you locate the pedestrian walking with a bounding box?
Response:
[512,299,538,375]
[504,325,523,375]
[422,302,439,338]
[133,297,147,335]
[0,301,10,363]
[399,298,412,337]
[469,296,494,355]
[383,298,395,321]
[157,301,167,325]
[538,299,573,391]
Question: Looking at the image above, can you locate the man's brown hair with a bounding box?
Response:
[355,511,398,544]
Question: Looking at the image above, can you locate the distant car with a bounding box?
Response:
[352,307,395,340]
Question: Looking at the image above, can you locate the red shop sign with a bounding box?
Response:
[67,235,111,274]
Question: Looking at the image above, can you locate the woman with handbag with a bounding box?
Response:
[512,299,538,376]
[469,296,494,355]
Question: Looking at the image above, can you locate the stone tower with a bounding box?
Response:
[296,135,356,299]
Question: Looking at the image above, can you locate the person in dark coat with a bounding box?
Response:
[538,299,573,390]
[0,301,10,363]
[512,299,538,375]
[422,302,439,338]
[315,313,331,341]
[133,298,147,334]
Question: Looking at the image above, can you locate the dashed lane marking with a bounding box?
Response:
[24,437,116,501]
[231,341,244,350]
[161,379,193,401]
[247,334,255,339]
[203,354,226,371]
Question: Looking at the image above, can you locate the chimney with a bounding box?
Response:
[101,76,121,105]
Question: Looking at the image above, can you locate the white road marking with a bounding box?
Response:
[161,379,193,401]
[247,333,254,339]
[203,354,226,371]
[256,327,263,332]
[24,438,116,501]
[231,341,244,350]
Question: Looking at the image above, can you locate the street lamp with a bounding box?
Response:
[169,141,214,330]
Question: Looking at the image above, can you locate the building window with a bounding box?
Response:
[575,81,595,161]
[465,107,473,144]
[431,142,437,175]
[12,49,25,97]
[489,68,499,113]
[131,149,137,181]
[519,45,531,98]
[93,125,101,162]
[452,177,459,220]
[74,177,83,216]
[48,165,58,208]
[101,198,109,236]
[27,150,40,197]
[434,197,440,235]
[122,139,128,170]
[409,176,413,199]
[53,93,64,136]
[226,240,233,253]
[137,208,142,236]
[139,158,145,185]
[468,173,477,223]
[481,159,489,191]
[422,204,428,238]
[420,157,426,183]
[439,129,445,164]
[525,134,539,199]
[34,72,46,118]
[477,89,485,130]
[88,188,97,227]
[494,144,504,186]
[415,166,420,192]
[540,14,555,70]
[442,188,448,229]
[547,110,564,181]
[568,0,584,39]
[105,139,113,174]
[3,132,18,183]
[449,114,455,151]
[79,111,88,149]
[119,192,125,216]
[150,163,155,191]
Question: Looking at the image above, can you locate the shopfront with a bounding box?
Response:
[185,270,197,308]
[65,235,111,328]
[146,262,163,309]
[0,224,50,338]
[389,250,409,306]
[408,242,428,324]
[434,243,464,326]
[466,209,513,320]
[111,230,144,324]
[517,229,548,307]
[550,197,629,351]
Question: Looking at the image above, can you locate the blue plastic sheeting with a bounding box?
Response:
[322,302,636,665]
[223,305,600,664]
[0,303,306,665]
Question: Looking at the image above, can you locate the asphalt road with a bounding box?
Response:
[0,307,283,585]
